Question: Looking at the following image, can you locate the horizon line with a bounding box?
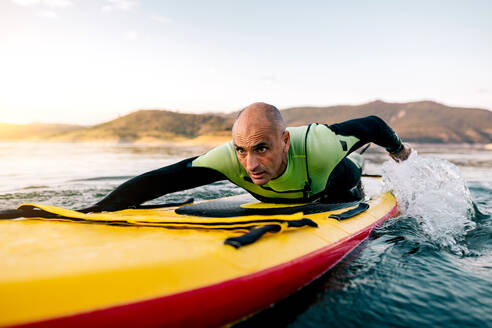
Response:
[1,98,491,126]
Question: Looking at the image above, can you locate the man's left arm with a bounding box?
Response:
[327,115,411,161]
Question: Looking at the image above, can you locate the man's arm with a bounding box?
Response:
[327,115,411,160]
[80,157,226,212]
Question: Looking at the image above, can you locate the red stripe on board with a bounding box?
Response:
[12,204,398,328]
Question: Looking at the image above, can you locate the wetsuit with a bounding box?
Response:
[83,116,403,212]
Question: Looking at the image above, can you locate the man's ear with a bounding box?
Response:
[282,131,290,152]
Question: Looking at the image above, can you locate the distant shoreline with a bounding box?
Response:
[0,135,232,150]
[1,100,491,144]
[0,139,491,151]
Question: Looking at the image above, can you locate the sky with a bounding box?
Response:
[1,0,491,125]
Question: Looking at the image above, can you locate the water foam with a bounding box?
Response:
[382,151,476,255]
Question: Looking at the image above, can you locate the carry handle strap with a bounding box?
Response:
[328,202,369,220]
[224,218,317,248]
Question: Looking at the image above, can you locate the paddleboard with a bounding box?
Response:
[0,179,397,327]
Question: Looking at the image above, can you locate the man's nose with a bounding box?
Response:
[246,154,259,172]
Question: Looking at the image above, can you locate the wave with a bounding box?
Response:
[382,152,477,255]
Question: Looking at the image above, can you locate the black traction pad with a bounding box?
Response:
[175,194,360,218]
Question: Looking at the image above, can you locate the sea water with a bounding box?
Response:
[236,147,492,328]
[382,151,476,255]
[0,143,491,327]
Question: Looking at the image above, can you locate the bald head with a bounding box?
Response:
[233,102,286,136]
[232,102,290,185]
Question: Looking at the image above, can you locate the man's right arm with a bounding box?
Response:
[80,157,226,212]
[327,115,411,161]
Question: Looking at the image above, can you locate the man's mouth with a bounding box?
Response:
[250,171,265,179]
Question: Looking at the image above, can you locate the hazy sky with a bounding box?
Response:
[1,0,491,124]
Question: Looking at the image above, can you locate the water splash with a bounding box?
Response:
[382,151,476,255]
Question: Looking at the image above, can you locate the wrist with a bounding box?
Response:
[387,142,404,154]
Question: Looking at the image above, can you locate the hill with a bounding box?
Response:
[1,101,491,143]
[281,100,492,143]
[0,123,83,141]
[49,110,234,143]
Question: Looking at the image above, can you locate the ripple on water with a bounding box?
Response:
[285,211,492,328]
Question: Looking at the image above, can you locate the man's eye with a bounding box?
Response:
[257,146,267,153]
[236,148,245,154]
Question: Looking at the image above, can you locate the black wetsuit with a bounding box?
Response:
[82,116,402,212]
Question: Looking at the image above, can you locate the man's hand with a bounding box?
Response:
[389,143,412,162]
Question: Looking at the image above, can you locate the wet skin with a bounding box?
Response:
[233,125,290,185]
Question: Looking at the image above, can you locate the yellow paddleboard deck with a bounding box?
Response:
[0,191,397,328]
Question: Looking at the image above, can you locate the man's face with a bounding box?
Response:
[232,124,290,185]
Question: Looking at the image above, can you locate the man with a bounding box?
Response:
[82,102,411,212]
